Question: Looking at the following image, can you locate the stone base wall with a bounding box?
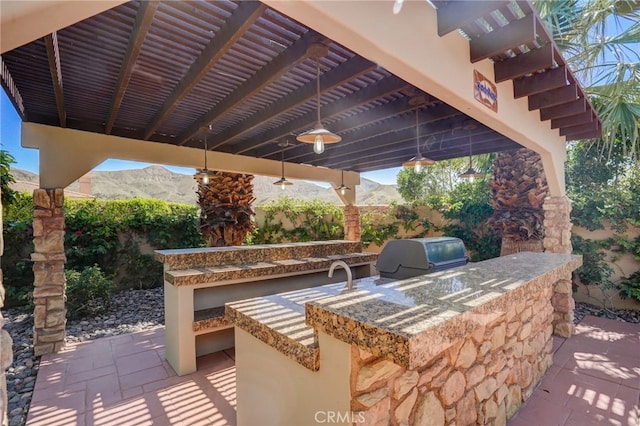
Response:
[32,189,67,356]
[344,205,361,242]
[350,287,555,425]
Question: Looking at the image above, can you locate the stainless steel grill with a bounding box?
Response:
[376,237,468,279]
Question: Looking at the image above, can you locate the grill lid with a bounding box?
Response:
[376,237,468,279]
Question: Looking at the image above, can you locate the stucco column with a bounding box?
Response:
[1,187,12,426]
[31,188,67,356]
[543,196,575,337]
[343,205,361,242]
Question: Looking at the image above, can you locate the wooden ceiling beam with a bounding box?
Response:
[142,1,265,140]
[559,120,600,137]
[209,56,380,152]
[540,97,586,121]
[527,84,577,111]
[513,65,567,98]
[44,32,66,127]
[105,1,158,134]
[434,1,510,36]
[550,111,593,129]
[303,127,497,168]
[470,14,537,63]
[563,127,602,141]
[177,30,318,145]
[272,102,460,161]
[284,105,466,163]
[326,137,516,171]
[494,43,554,83]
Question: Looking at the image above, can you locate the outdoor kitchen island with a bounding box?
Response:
[227,251,582,426]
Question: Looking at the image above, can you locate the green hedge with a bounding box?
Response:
[2,195,204,306]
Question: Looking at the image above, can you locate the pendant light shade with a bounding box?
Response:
[403,109,435,172]
[334,170,351,195]
[194,125,215,184]
[296,47,341,154]
[459,135,484,180]
[273,146,293,190]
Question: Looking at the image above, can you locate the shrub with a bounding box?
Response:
[65,266,113,319]
[620,271,640,302]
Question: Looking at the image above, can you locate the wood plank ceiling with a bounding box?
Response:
[0,0,600,173]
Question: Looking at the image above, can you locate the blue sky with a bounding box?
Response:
[0,90,400,185]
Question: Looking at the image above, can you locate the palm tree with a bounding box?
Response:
[534,0,640,157]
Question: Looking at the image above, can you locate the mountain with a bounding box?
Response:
[10,166,402,206]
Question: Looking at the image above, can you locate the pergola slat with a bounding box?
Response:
[527,84,577,111]
[105,1,158,134]
[177,30,317,146]
[434,1,510,36]
[513,66,567,98]
[143,1,266,140]
[559,120,600,137]
[44,32,66,128]
[469,14,536,63]
[550,111,593,129]
[540,97,586,121]
[494,43,554,83]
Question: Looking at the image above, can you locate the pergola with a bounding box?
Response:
[0,0,598,354]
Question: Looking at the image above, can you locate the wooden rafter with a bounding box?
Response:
[469,14,537,63]
[281,104,462,162]
[0,56,26,119]
[177,30,318,146]
[528,84,577,111]
[550,111,593,129]
[513,66,567,98]
[143,1,265,140]
[105,1,158,134]
[540,97,586,121]
[494,43,554,83]
[44,32,65,127]
[559,120,600,137]
[204,56,378,151]
[434,1,510,37]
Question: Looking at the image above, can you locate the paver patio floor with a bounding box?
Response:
[27,315,639,426]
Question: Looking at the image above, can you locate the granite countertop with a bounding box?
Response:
[227,252,582,371]
[165,252,378,286]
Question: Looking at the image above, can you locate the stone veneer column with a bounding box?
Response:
[1,188,12,426]
[543,196,575,337]
[31,189,67,356]
[343,205,361,242]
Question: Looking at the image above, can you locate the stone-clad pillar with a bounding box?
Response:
[543,196,575,337]
[343,205,361,242]
[32,189,67,356]
[1,187,13,426]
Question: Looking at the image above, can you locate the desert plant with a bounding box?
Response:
[65,265,113,319]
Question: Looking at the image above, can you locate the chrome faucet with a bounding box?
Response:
[328,260,353,290]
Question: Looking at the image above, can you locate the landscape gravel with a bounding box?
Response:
[2,287,639,426]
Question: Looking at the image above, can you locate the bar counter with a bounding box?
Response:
[228,251,582,425]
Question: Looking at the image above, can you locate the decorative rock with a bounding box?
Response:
[465,364,485,390]
[414,391,444,426]
[553,279,572,294]
[483,398,498,419]
[474,377,497,402]
[393,370,418,399]
[552,293,575,313]
[394,388,417,426]
[445,407,456,423]
[356,359,402,391]
[417,357,448,388]
[361,395,391,426]
[455,339,476,369]
[32,190,51,209]
[455,391,477,426]
[491,324,506,351]
[518,322,532,340]
[554,322,574,338]
[440,371,466,406]
[357,387,388,408]
[505,385,522,419]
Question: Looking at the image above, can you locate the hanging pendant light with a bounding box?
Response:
[273,146,293,190]
[403,109,435,173]
[296,43,341,154]
[334,170,351,196]
[194,124,215,184]
[459,133,484,180]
